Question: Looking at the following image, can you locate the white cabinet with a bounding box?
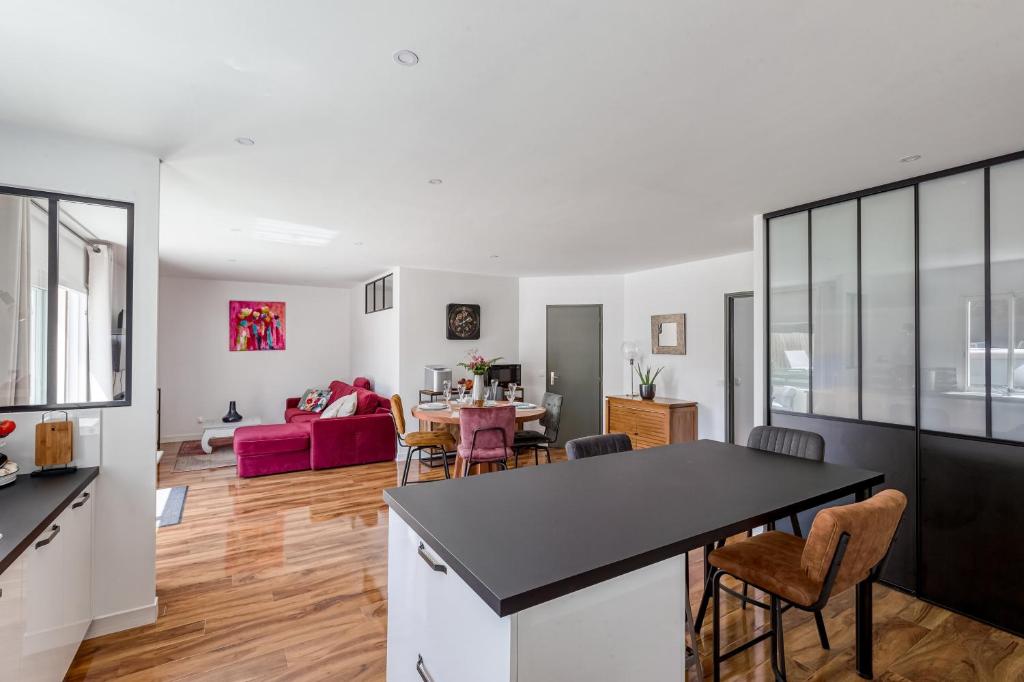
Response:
[21,481,95,682]
[386,509,687,682]
[0,556,26,680]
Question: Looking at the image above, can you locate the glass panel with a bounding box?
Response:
[919,170,986,436]
[383,274,393,309]
[990,159,1024,441]
[365,281,374,313]
[0,194,49,405]
[374,279,384,310]
[810,200,858,418]
[769,211,810,413]
[57,200,129,403]
[861,187,916,425]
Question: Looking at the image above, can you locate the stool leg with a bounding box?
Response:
[814,610,830,650]
[441,447,451,479]
[712,570,723,682]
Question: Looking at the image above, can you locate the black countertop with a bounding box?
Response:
[384,440,883,617]
[0,467,99,574]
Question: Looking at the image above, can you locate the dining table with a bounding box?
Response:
[410,400,547,477]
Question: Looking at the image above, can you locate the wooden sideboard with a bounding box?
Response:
[605,396,698,449]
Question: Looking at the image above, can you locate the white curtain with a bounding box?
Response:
[0,196,32,404]
[87,244,113,402]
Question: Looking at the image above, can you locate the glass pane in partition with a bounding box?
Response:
[0,194,49,406]
[990,159,1024,441]
[769,211,809,413]
[919,170,986,436]
[810,200,858,418]
[365,281,374,312]
[56,200,129,403]
[861,187,916,426]
[383,274,393,309]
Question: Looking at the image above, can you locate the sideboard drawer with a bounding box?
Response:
[605,396,697,448]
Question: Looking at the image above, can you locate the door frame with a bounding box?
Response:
[545,304,603,444]
[724,291,754,444]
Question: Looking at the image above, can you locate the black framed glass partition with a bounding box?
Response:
[0,186,133,412]
[764,149,1024,636]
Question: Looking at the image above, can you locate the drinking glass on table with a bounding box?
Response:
[457,383,466,403]
[505,387,514,403]
[489,380,499,402]
[442,380,452,403]
[509,382,518,402]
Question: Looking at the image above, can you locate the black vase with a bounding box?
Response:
[639,384,656,400]
[223,401,242,423]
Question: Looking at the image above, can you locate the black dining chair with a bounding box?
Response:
[512,392,563,466]
[564,432,632,459]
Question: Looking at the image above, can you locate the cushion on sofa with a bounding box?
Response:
[321,392,358,419]
[234,423,310,456]
[352,377,373,391]
[353,387,382,415]
[326,380,354,406]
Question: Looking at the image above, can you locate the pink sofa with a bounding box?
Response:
[233,378,396,478]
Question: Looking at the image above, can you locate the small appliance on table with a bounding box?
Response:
[199,416,262,454]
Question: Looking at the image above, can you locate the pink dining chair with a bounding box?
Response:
[457,405,515,476]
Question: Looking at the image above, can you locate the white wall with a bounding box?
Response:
[158,276,352,439]
[623,252,755,441]
[399,267,518,422]
[350,269,400,398]
[0,123,160,637]
[517,275,626,411]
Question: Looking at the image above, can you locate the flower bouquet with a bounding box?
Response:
[458,350,501,404]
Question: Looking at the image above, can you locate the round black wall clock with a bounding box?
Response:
[446,303,481,340]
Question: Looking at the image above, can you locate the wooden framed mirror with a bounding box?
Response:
[651,313,686,355]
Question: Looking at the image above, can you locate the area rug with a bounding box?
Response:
[173,439,237,472]
[156,485,188,527]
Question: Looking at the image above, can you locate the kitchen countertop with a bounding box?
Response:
[384,440,883,617]
[0,467,99,574]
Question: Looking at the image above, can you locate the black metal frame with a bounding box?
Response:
[393,413,453,486]
[763,149,1024,632]
[0,184,134,413]
[724,291,754,443]
[364,273,394,314]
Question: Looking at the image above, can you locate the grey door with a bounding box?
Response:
[726,292,755,444]
[546,305,602,447]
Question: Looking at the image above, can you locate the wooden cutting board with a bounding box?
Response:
[35,419,73,466]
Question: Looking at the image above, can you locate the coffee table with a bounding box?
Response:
[199,417,262,454]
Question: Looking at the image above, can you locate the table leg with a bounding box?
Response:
[201,431,214,454]
[855,486,873,678]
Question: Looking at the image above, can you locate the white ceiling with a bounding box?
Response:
[2,1,1023,287]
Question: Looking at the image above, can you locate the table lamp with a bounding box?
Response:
[621,341,641,397]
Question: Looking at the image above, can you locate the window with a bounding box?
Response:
[768,212,810,413]
[365,273,394,313]
[0,188,133,411]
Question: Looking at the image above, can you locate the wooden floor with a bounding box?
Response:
[67,444,1024,681]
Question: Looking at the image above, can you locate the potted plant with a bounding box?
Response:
[635,364,664,400]
[458,350,503,405]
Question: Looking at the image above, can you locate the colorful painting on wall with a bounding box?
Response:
[229,301,286,351]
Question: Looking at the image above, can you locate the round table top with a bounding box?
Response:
[411,400,546,425]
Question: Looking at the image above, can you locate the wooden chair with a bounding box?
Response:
[391,394,456,485]
[707,489,907,681]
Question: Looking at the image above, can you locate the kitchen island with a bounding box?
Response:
[383,440,884,681]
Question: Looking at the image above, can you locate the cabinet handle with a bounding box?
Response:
[72,492,91,509]
[417,542,447,574]
[416,655,434,682]
[35,524,60,549]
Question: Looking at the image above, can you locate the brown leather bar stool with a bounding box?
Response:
[707,489,907,682]
[391,395,456,485]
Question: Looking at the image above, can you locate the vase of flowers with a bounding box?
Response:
[635,364,664,400]
[458,350,502,405]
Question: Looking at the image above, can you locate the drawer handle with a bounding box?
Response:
[35,524,60,549]
[416,654,434,681]
[417,542,447,574]
[72,492,91,509]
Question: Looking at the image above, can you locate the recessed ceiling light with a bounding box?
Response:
[235,137,255,146]
[393,50,419,66]
[229,228,242,233]
[490,255,499,259]
[899,154,921,163]
[354,241,364,246]
[428,178,442,185]
[227,258,237,262]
